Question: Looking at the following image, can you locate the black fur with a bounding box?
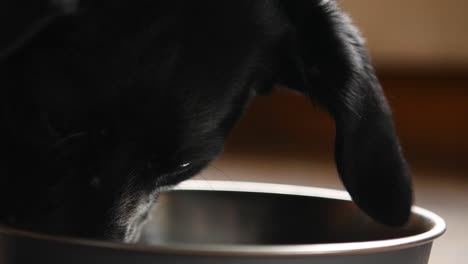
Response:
[0,0,412,241]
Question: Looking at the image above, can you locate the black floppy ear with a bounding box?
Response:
[0,0,77,61]
[276,0,412,226]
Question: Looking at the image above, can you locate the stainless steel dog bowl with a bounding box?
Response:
[0,180,445,264]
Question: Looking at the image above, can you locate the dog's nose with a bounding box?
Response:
[90,176,101,188]
[146,160,158,170]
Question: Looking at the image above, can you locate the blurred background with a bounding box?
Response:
[195,1,468,263]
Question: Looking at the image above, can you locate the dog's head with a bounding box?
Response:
[0,0,412,241]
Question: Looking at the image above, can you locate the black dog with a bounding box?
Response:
[0,0,412,242]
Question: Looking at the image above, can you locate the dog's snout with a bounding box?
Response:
[106,186,158,242]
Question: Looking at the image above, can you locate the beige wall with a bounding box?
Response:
[341,0,468,69]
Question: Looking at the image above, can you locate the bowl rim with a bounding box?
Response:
[0,180,446,257]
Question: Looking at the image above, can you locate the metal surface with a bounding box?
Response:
[0,180,446,264]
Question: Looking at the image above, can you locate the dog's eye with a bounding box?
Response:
[179,162,191,168]
[170,162,192,176]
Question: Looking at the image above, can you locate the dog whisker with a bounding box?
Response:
[209,164,233,182]
[48,131,88,152]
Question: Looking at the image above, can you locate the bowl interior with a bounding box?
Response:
[139,189,430,246]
